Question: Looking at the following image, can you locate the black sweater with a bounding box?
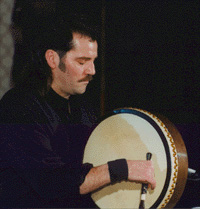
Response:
[0,87,97,208]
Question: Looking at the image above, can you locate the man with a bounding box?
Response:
[0,14,156,207]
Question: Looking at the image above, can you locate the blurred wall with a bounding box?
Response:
[0,0,15,98]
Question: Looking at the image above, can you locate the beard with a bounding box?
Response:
[58,60,66,72]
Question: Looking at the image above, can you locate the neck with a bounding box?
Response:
[51,84,70,100]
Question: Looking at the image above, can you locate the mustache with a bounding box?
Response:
[79,75,93,82]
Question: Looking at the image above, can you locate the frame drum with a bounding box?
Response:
[83,108,188,208]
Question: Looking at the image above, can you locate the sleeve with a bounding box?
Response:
[79,163,94,186]
[0,91,83,205]
[1,124,81,203]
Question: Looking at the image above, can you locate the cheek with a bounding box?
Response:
[66,62,84,78]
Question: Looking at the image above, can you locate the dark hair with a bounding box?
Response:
[12,10,99,96]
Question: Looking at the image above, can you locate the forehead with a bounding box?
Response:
[69,32,98,58]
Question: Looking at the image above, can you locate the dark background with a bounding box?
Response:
[12,0,199,208]
[104,1,200,125]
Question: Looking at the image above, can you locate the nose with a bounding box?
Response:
[85,62,96,75]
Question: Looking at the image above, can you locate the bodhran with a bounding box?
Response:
[83,108,188,208]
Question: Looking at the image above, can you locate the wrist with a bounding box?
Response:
[107,159,128,184]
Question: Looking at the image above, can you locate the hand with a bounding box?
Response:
[126,160,156,190]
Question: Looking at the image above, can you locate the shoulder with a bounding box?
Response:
[0,87,38,105]
[0,88,56,124]
[0,87,41,111]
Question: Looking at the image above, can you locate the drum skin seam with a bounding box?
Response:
[135,108,179,209]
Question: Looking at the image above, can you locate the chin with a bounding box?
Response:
[75,88,87,95]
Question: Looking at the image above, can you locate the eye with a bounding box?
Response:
[79,62,85,65]
[77,59,86,65]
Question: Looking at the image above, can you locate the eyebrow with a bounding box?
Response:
[76,56,98,60]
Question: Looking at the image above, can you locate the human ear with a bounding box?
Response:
[45,49,59,69]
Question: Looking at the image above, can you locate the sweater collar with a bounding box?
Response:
[46,88,71,111]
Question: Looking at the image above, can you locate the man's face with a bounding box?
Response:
[51,32,98,99]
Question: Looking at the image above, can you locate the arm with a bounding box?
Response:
[80,164,110,194]
[80,160,156,194]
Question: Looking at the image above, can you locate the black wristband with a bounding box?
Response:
[108,159,128,184]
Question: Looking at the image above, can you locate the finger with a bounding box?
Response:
[151,179,156,190]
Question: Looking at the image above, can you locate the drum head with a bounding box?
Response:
[83,108,188,208]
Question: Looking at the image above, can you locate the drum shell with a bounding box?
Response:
[154,113,188,208]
